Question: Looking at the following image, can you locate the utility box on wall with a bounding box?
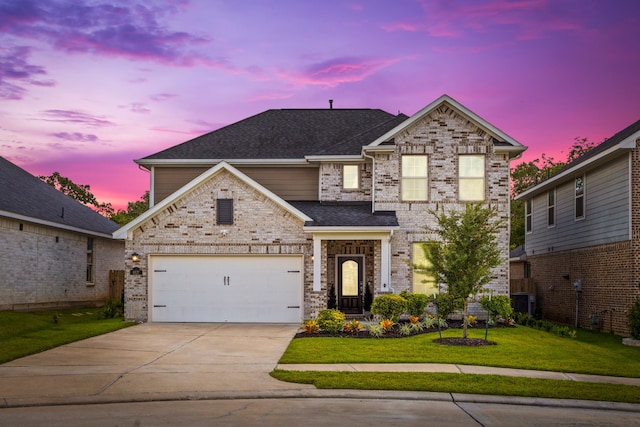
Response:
[511,292,535,316]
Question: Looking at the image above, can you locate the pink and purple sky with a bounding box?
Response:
[1,0,639,210]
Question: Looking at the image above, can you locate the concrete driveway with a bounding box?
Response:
[0,323,312,407]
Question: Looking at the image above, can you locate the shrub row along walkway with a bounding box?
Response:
[275,363,640,387]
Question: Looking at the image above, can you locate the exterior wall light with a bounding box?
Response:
[131,252,140,262]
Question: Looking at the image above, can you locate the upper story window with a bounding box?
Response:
[216,198,234,225]
[401,155,428,201]
[343,165,359,189]
[575,176,585,220]
[459,155,485,201]
[525,199,532,233]
[412,243,437,295]
[547,189,556,227]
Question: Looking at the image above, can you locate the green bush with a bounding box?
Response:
[627,296,640,339]
[316,309,346,334]
[370,294,407,322]
[431,292,464,320]
[101,299,124,319]
[400,291,429,318]
[480,295,514,322]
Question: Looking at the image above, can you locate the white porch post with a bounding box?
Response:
[313,235,322,291]
[381,234,391,292]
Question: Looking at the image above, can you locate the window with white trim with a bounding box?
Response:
[412,243,437,294]
[459,155,485,201]
[401,155,428,201]
[547,188,556,227]
[575,176,585,220]
[343,164,359,189]
[525,199,532,233]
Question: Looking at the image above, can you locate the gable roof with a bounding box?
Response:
[0,157,119,237]
[515,119,640,200]
[113,161,312,239]
[367,95,526,159]
[137,109,409,166]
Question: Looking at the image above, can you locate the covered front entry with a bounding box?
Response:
[149,255,303,323]
[337,255,364,314]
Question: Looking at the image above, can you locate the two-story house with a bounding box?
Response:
[515,119,640,335]
[114,95,526,323]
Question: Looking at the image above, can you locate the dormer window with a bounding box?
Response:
[343,165,359,189]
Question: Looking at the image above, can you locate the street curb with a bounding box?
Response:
[2,389,640,413]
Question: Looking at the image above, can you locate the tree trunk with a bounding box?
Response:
[463,300,468,339]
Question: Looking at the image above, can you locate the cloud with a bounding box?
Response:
[150,93,178,102]
[384,0,582,41]
[0,0,211,66]
[51,132,99,142]
[282,57,400,87]
[0,46,55,100]
[40,109,115,127]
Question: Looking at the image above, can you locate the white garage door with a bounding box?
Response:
[149,255,303,323]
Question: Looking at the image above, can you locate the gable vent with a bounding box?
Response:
[216,198,234,225]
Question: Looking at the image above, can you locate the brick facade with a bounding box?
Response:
[123,170,313,322]
[373,105,511,306]
[0,217,124,311]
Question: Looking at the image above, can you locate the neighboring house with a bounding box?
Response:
[509,245,535,316]
[114,95,526,323]
[0,157,124,311]
[515,119,640,335]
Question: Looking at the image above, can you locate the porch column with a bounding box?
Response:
[313,235,322,291]
[381,234,391,292]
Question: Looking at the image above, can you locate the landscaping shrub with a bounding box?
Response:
[370,294,407,322]
[627,296,640,339]
[430,292,463,320]
[343,319,363,334]
[480,295,514,322]
[101,299,124,319]
[515,313,576,339]
[316,309,346,334]
[400,291,429,318]
[302,319,319,334]
[367,324,384,338]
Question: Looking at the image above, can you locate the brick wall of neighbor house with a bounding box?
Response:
[319,162,372,202]
[372,105,511,310]
[123,170,313,322]
[633,144,640,315]
[0,217,124,311]
[529,241,634,335]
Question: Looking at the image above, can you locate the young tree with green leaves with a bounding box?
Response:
[423,203,504,339]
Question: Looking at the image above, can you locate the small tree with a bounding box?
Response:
[424,204,504,339]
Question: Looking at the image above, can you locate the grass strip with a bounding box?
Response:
[280,326,640,377]
[0,308,134,364]
[271,370,640,404]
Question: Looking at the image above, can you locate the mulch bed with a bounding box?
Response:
[295,320,508,345]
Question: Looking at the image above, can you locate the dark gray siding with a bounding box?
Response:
[526,154,630,255]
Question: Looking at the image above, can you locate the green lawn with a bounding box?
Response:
[0,308,135,364]
[274,325,640,404]
[279,326,640,377]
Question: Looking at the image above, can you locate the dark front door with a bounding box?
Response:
[337,256,363,314]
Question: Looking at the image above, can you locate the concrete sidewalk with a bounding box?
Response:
[276,363,640,386]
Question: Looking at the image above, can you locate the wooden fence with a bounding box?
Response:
[109,270,125,301]
[510,278,536,295]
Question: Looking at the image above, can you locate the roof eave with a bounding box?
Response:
[135,158,310,168]
[1,210,116,239]
[303,226,399,233]
[367,94,525,150]
[515,137,637,200]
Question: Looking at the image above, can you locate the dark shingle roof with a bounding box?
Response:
[290,201,398,227]
[141,109,409,160]
[0,157,120,235]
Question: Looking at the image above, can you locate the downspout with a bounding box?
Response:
[363,150,375,213]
